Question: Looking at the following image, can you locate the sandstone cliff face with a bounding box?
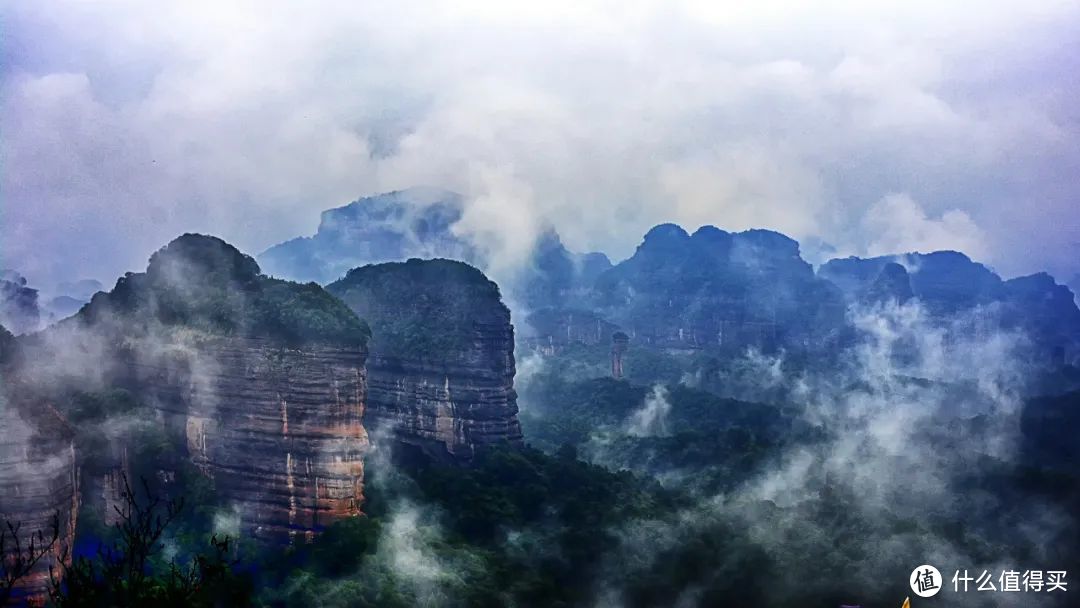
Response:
[519,308,619,354]
[364,325,521,461]
[27,234,374,547]
[135,337,369,543]
[328,259,523,461]
[0,403,79,605]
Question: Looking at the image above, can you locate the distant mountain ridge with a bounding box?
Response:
[820,251,1080,361]
[257,188,612,308]
[259,188,478,284]
[0,270,40,334]
[258,188,1080,367]
[580,223,849,352]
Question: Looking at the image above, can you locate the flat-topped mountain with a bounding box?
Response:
[819,251,1005,316]
[328,258,523,460]
[518,223,1079,377]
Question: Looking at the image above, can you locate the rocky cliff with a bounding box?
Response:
[0,398,79,605]
[26,234,373,545]
[151,337,369,542]
[520,307,619,354]
[327,259,522,461]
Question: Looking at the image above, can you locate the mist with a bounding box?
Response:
[3,2,1078,606]
[568,299,1070,606]
[3,0,1080,288]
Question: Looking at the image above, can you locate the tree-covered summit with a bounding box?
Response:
[327,258,507,357]
[75,234,370,347]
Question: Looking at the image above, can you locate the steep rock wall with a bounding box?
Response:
[328,259,522,461]
[0,403,79,605]
[140,337,369,543]
[365,324,521,460]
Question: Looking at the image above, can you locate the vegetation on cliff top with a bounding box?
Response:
[77,234,370,347]
[327,258,506,358]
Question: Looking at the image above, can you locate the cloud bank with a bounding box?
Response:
[3,0,1079,285]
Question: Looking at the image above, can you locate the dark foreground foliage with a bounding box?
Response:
[49,475,253,608]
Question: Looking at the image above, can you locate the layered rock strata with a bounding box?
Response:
[328,259,523,461]
[0,403,79,605]
[169,338,368,542]
[28,234,373,546]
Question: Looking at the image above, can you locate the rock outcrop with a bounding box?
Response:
[257,191,611,312]
[26,234,373,544]
[514,229,613,311]
[0,400,79,605]
[328,259,522,461]
[154,337,369,542]
[1001,272,1080,364]
[858,262,914,307]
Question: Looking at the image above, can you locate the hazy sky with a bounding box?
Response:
[3,0,1079,287]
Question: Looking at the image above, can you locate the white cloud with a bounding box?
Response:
[3,0,1078,285]
[861,193,988,259]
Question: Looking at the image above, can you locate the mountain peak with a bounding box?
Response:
[638,224,691,254]
[147,233,262,287]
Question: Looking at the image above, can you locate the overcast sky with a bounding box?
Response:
[3,0,1079,287]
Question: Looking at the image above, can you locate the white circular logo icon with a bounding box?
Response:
[910,564,942,597]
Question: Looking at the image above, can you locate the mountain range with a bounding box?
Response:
[2,198,1077,605]
[255,189,1080,368]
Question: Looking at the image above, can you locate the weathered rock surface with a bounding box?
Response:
[0,400,79,605]
[520,308,619,353]
[328,259,522,460]
[21,234,373,545]
[168,338,369,542]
